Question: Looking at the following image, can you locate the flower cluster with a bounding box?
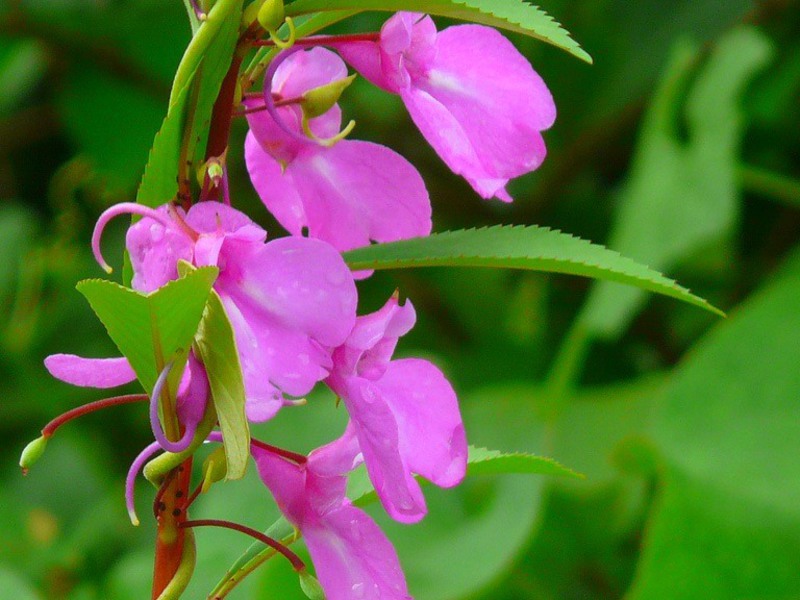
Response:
[37,11,554,599]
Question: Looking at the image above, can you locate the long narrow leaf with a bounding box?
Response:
[285,0,591,63]
[343,226,723,317]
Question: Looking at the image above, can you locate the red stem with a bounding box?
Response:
[151,458,193,599]
[181,519,305,572]
[41,394,148,438]
[254,32,380,47]
[251,438,307,465]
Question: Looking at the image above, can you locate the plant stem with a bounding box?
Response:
[41,394,148,437]
[151,458,193,599]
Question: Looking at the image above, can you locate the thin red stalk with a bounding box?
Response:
[41,394,148,438]
[250,438,307,465]
[232,96,303,117]
[181,520,306,572]
[185,481,204,509]
[254,32,380,47]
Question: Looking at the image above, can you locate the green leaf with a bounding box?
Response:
[285,0,591,63]
[346,445,580,507]
[343,226,722,317]
[136,0,243,207]
[465,446,582,478]
[580,28,773,338]
[194,290,250,481]
[629,247,800,600]
[76,267,218,392]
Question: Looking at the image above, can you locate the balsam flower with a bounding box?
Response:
[336,12,556,201]
[252,427,412,600]
[326,296,467,524]
[245,46,432,253]
[93,200,358,422]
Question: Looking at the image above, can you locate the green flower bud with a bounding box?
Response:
[202,445,228,492]
[19,435,48,474]
[302,75,357,120]
[257,0,285,33]
[299,569,325,600]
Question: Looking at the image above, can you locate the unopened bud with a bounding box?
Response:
[302,75,357,120]
[257,0,285,33]
[299,569,325,600]
[201,445,228,492]
[19,436,49,474]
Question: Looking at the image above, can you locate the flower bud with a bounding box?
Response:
[201,445,228,492]
[301,75,356,120]
[257,0,285,33]
[19,435,48,475]
[299,569,325,600]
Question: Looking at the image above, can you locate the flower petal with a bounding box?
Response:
[215,237,356,417]
[340,376,427,524]
[287,140,431,252]
[414,24,554,186]
[126,208,194,293]
[245,131,308,236]
[44,354,137,388]
[378,358,467,489]
[306,505,412,600]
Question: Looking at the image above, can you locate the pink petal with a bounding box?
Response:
[126,208,194,293]
[338,297,417,379]
[245,131,307,236]
[252,445,307,519]
[412,24,554,191]
[379,359,467,489]
[339,376,427,524]
[216,237,357,417]
[287,140,431,252]
[44,354,137,388]
[306,505,411,600]
[275,47,349,100]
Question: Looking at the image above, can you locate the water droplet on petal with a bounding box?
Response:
[351,582,365,598]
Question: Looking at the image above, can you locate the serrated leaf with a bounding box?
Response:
[348,444,581,505]
[136,0,243,207]
[466,446,583,478]
[193,290,249,481]
[343,226,722,317]
[76,267,218,392]
[285,0,591,63]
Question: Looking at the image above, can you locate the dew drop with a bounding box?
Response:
[351,583,365,598]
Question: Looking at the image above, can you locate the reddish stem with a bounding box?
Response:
[181,519,305,572]
[251,438,307,465]
[41,394,148,438]
[254,32,380,47]
[151,458,193,599]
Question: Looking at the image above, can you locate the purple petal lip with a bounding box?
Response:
[44,354,137,388]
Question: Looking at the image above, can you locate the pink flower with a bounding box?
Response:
[245,47,432,253]
[93,200,358,422]
[326,296,467,524]
[252,428,412,600]
[336,12,556,201]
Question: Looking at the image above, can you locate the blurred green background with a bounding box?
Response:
[1,0,800,598]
